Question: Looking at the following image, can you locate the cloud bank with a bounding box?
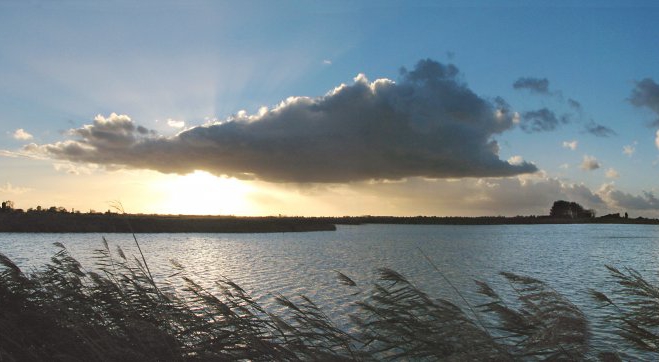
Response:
[599,184,659,211]
[24,59,537,183]
[335,174,610,217]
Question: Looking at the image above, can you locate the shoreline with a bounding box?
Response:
[328,215,659,226]
[0,213,336,233]
[1,212,658,233]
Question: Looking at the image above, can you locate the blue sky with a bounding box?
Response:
[1,1,659,217]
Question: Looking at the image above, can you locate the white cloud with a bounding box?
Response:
[13,128,33,140]
[623,143,636,157]
[656,130,659,149]
[167,119,186,129]
[323,59,332,65]
[507,155,524,165]
[562,140,577,150]
[605,168,619,179]
[580,155,600,171]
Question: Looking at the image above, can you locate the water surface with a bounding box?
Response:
[2,224,658,357]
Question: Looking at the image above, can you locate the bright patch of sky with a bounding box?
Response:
[1,0,659,217]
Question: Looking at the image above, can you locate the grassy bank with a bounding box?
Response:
[1,240,658,360]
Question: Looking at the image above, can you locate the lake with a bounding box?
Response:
[1,223,659,358]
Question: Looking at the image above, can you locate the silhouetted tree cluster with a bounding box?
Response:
[22,205,72,214]
[549,200,595,219]
[1,200,14,212]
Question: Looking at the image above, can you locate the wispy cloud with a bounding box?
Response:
[0,182,31,195]
[322,59,332,65]
[520,108,569,133]
[12,128,33,141]
[23,59,538,183]
[584,121,616,137]
[514,76,614,138]
[562,140,578,151]
[580,155,600,171]
[512,77,550,95]
[567,98,581,111]
[53,162,97,175]
[656,130,659,150]
[623,143,636,157]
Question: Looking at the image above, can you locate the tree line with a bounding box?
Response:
[0,200,100,214]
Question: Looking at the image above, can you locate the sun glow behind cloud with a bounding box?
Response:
[148,171,256,215]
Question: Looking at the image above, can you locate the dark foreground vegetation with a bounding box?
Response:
[2,240,659,360]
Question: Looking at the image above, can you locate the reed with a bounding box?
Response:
[0,238,654,361]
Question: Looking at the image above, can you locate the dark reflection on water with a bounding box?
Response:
[1,224,659,358]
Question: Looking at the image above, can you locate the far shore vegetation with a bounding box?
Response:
[0,199,658,233]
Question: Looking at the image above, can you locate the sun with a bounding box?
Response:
[150,171,255,215]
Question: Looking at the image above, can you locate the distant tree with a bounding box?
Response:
[549,200,594,219]
[1,200,14,212]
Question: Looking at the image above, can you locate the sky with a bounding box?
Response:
[1,0,659,217]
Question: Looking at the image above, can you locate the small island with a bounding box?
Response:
[0,200,657,233]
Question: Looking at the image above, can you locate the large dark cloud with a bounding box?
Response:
[629,78,659,126]
[513,77,550,94]
[25,59,537,183]
[520,108,569,133]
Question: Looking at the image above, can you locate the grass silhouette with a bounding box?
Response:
[1,237,655,360]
